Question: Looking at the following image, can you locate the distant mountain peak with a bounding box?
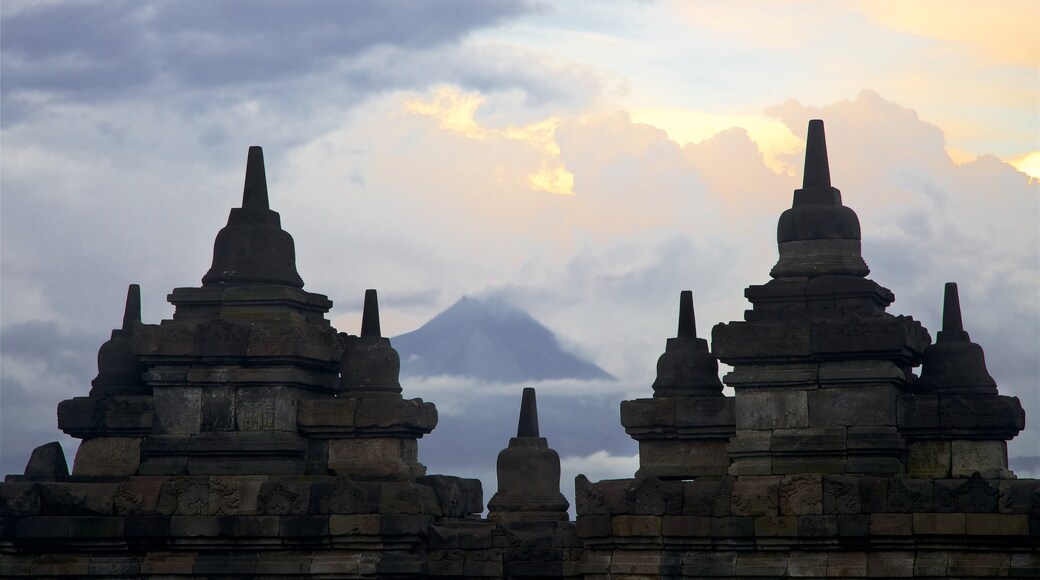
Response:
[392,296,614,383]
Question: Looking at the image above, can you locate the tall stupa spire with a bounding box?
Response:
[802,119,831,190]
[241,146,270,210]
[770,120,869,278]
[202,146,304,288]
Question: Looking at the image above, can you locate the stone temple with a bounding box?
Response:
[1,121,1037,578]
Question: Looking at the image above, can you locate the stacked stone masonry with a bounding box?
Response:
[2,123,1036,578]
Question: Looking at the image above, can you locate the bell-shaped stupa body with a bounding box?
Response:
[651,290,725,398]
[202,146,304,288]
[915,283,998,394]
[487,388,569,521]
[339,289,403,397]
[89,284,147,396]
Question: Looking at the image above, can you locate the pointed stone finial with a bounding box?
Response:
[802,119,831,189]
[242,146,270,210]
[122,284,141,331]
[677,290,696,339]
[516,387,540,437]
[942,282,963,333]
[361,289,381,338]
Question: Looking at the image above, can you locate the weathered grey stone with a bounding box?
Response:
[72,438,141,477]
[24,442,69,477]
[152,387,201,435]
[736,390,809,430]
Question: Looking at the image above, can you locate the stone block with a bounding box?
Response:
[736,390,809,430]
[463,549,503,577]
[818,359,907,383]
[71,437,141,476]
[906,440,951,478]
[140,551,196,575]
[683,477,733,516]
[310,552,361,575]
[82,554,143,575]
[280,515,329,537]
[152,387,201,434]
[298,398,358,435]
[123,515,170,538]
[771,426,847,453]
[724,363,819,389]
[24,442,69,476]
[859,476,888,513]
[998,479,1040,513]
[712,318,813,361]
[236,386,297,431]
[867,550,914,577]
[329,438,424,480]
[329,514,381,536]
[68,516,123,538]
[838,514,869,537]
[823,475,861,514]
[0,483,40,516]
[965,513,1029,535]
[727,429,772,454]
[728,456,774,475]
[935,474,998,513]
[886,478,933,512]
[797,515,838,538]
[427,550,465,577]
[683,550,736,576]
[379,482,438,515]
[951,439,1009,478]
[18,516,68,538]
[170,515,221,537]
[897,394,939,431]
[710,516,754,537]
[624,476,683,515]
[913,551,949,577]
[780,474,823,515]
[912,512,964,534]
[608,549,664,575]
[662,515,710,537]
[947,552,1010,577]
[611,515,661,537]
[736,552,788,577]
[637,439,730,478]
[380,513,434,536]
[808,385,899,427]
[193,551,258,576]
[576,514,611,538]
[256,551,313,575]
[787,552,828,577]
[868,513,911,536]
[731,476,781,516]
[827,551,868,577]
[257,481,311,515]
[201,386,235,431]
[417,475,483,517]
[311,479,373,514]
[753,516,797,537]
[620,398,674,429]
[232,515,279,537]
[31,554,91,576]
[675,396,735,428]
[1011,552,1040,577]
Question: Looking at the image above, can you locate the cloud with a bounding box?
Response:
[1,0,533,97]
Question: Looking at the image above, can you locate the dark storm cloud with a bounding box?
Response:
[1,0,533,96]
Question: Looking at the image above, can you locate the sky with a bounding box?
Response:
[2,0,1038,487]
